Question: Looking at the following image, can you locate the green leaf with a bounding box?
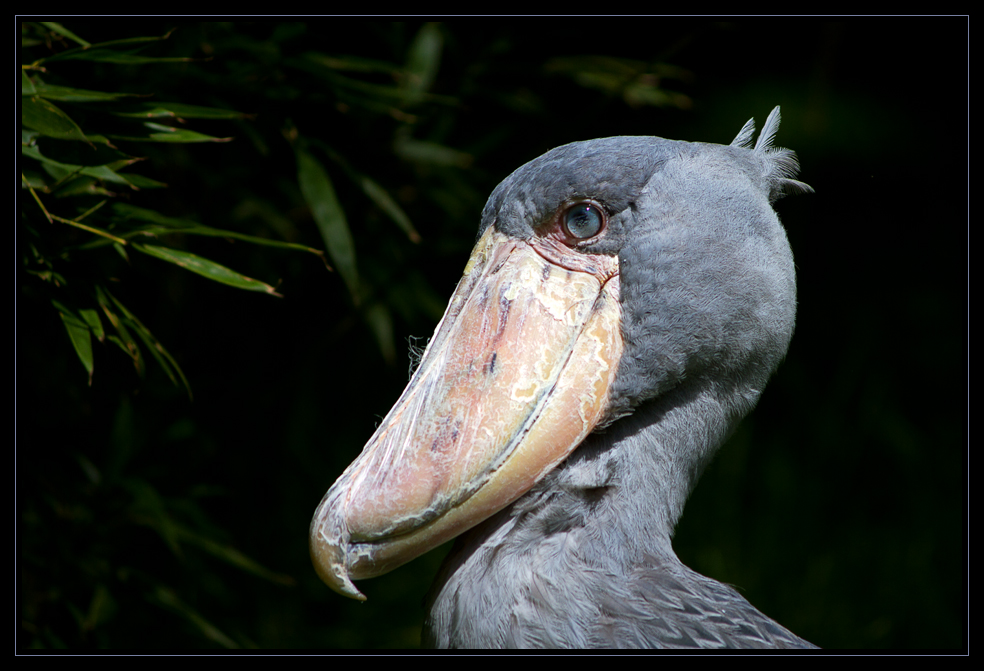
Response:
[79,308,105,341]
[22,144,148,189]
[42,48,192,66]
[543,56,694,110]
[112,204,327,262]
[312,142,419,243]
[151,586,240,649]
[24,82,147,103]
[295,147,359,301]
[358,174,420,243]
[112,102,249,120]
[298,51,404,75]
[290,55,405,103]
[173,526,295,586]
[20,70,37,96]
[127,323,186,395]
[49,28,176,54]
[132,243,283,296]
[83,584,117,632]
[393,134,473,167]
[124,479,183,556]
[39,21,91,47]
[108,122,233,144]
[114,173,167,189]
[98,287,191,399]
[113,242,129,262]
[404,23,443,105]
[21,96,90,143]
[95,286,145,379]
[57,308,94,384]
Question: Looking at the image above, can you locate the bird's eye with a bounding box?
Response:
[562,202,606,240]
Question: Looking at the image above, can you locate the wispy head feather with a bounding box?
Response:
[731,117,757,150]
[754,107,782,153]
[735,106,814,201]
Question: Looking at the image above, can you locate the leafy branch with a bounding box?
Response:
[20,22,325,396]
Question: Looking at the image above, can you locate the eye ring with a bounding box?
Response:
[561,201,607,241]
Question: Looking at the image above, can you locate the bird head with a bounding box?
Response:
[310,107,811,600]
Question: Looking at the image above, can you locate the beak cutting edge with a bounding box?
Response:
[309,227,622,600]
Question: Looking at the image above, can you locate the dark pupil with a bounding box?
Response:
[565,204,602,239]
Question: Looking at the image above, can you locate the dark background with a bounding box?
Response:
[19,19,967,650]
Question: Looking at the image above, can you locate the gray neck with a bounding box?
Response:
[423,376,756,648]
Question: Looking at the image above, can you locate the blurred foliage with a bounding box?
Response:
[18,20,965,650]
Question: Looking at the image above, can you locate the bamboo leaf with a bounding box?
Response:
[113,173,167,189]
[96,286,145,379]
[112,102,249,120]
[79,308,105,341]
[42,48,193,66]
[39,21,91,47]
[393,134,472,167]
[129,324,191,399]
[151,586,239,649]
[20,70,37,95]
[24,82,147,103]
[57,308,94,384]
[358,175,420,243]
[124,479,183,557]
[113,204,327,262]
[132,243,283,296]
[297,51,405,75]
[21,96,90,143]
[108,123,233,144]
[404,23,443,105]
[41,28,176,58]
[99,287,192,399]
[173,525,295,586]
[295,147,359,301]
[315,142,419,243]
[22,144,148,189]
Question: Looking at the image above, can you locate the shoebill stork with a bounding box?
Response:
[310,107,816,648]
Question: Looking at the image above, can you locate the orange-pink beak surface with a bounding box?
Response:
[310,228,622,600]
